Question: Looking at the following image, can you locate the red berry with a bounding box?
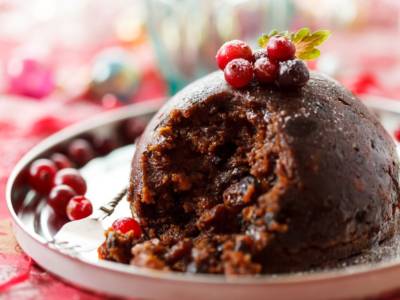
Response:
[29,159,57,194]
[120,118,146,144]
[67,139,94,166]
[216,40,253,70]
[54,168,87,195]
[253,49,268,61]
[112,217,142,237]
[266,36,296,62]
[51,153,73,170]
[224,58,254,88]
[48,185,76,217]
[66,196,93,221]
[394,129,400,142]
[254,57,279,83]
[93,135,118,155]
[277,59,310,88]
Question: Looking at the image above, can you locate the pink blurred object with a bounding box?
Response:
[28,115,70,136]
[7,57,55,99]
[344,71,381,95]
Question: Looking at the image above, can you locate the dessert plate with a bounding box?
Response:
[6,97,400,300]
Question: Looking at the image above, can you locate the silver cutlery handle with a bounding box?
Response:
[98,187,128,219]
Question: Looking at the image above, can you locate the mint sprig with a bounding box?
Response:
[258,27,331,60]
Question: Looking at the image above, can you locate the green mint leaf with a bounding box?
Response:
[268,29,279,36]
[279,30,289,38]
[297,48,320,60]
[258,34,270,48]
[307,30,330,46]
[293,28,331,60]
[292,27,310,43]
[257,27,330,60]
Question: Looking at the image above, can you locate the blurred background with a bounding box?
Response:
[0,0,399,166]
[0,0,399,106]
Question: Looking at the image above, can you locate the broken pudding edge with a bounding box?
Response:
[99,71,400,275]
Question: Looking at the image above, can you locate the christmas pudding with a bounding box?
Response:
[98,29,400,275]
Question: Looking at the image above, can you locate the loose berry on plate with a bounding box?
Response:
[254,57,279,83]
[48,185,76,217]
[216,40,253,70]
[29,159,57,194]
[67,138,94,166]
[66,196,93,221]
[120,118,146,143]
[266,36,296,62]
[224,58,254,88]
[277,59,310,88]
[112,217,142,238]
[54,168,87,195]
[51,153,73,170]
[93,135,118,156]
[253,49,268,61]
[394,129,400,142]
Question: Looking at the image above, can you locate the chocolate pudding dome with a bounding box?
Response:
[99,29,400,275]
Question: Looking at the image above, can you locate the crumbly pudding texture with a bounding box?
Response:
[98,72,400,275]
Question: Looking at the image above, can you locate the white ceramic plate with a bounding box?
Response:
[6,97,400,300]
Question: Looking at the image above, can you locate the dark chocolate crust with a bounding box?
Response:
[111,71,399,274]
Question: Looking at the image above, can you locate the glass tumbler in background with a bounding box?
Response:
[145,0,294,94]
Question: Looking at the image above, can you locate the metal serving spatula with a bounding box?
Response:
[47,188,127,256]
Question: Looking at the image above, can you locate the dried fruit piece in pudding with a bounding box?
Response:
[29,159,57,194]
[66,195,93,221]
[224,58,254,88]
[216,40,253,70]
[48,184,76,217]
[112,217,142,238]
[54,168,87,195]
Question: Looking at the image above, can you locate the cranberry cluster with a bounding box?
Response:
[29,154,92,221]
[27,117,146,222]
[216,37,310,89]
